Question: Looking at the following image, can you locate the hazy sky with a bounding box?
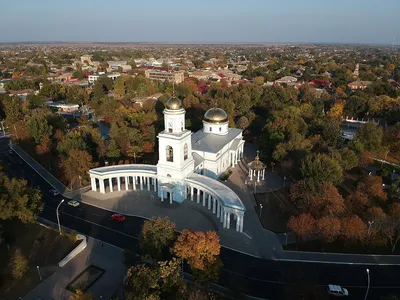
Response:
[2,0,399,44]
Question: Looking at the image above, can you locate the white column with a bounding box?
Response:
[223,212,227,228]
[208,195,211,210]
[147,177,150,191]
[203,192,206,206]
[227,213,231,229]
[197,188,200,204]
[117,177,121,191]
[133,176,136,190]
[217,202,220,217]
[231,153,235,167]
[91,177,96,191]
[220,208,224,223]
[257,171,260,182]
[109,178,113,192]
[100,179,105,194]
[213,198,216,214]
[160,187,164,202]
[169,192,172,204]
[190,187,194,201]
[140,176,143,190]
[125,176,129,190]
[249,168,252,180]
[262,169,265,180]
[236,215,240,232]
[240,216,244,233]
[154,178,157,191]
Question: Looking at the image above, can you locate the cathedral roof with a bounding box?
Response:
[204,108,228,124]
[166,97,182,110]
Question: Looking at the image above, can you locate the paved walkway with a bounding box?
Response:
[24,237,125,300]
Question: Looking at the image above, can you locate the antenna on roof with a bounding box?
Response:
[172,80,175,98]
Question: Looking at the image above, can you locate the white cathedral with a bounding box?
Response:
[89,96,246,232]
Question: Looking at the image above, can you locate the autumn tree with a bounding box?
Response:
[341,216,366,243]
[173,230,222,282]
[69,290,92,300]
[382,203,400,253]
[60,149,93,188]
[140,217,177,261]
[237,116,250,129]
[9,248,29,279]
[287,214,315,241]
[316,217,341,242]
[66,85,88,105]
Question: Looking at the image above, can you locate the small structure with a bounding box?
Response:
[248,151,266,182]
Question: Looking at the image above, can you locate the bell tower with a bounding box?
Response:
[156,95,194,201]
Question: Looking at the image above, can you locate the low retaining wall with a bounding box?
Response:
[59,234,87,267]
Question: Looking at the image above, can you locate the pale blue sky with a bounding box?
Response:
[2,0,399,44]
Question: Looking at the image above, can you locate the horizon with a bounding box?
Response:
[2,0,399,45]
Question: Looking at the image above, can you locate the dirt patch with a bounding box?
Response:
[66,265,105,293]
[0,220,78,299]
[254,188,292,233]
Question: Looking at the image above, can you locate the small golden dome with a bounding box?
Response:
[204,108,228,124]
[166,97,182,110]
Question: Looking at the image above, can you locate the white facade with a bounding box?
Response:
[88,73,120,84]
[88,99,246,232]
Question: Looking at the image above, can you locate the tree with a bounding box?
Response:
[357,176,387,202]
[341,216,366,242]
[353,122,385,155]
[60,149,93,188]
[173,230,220,271]
[237,116,250,129]
[382,203,400,253]
[140,217,177,261]
[69,290,92,300]
[316,217,341,242]
[9,248,29,279]
[287,214,315,241]
[39,83,65,99]
[66,85,88,105]
[27,114,53,144]
[0,172,43,223]
[300,153,344,185]
[106,139,121,159]
[338,148,358,170]
[321,118,342,148]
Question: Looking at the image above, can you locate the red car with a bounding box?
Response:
[111,214,126,223]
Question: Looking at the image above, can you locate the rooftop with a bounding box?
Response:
[192,128,242,153]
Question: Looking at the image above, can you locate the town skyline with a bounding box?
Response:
[3,0,399,45]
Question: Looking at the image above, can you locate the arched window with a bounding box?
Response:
[166,146,173,162]
[184,143,188,160]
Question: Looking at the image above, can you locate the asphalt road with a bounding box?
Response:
[0,139,399,300]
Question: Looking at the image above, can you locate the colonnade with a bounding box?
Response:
[91,175,158,194]
[249,168,265,182]
[230,143,245,168]
[187,184,244,232]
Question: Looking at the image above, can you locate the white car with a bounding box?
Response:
[49,189,60,196]
[327,284,349,297]
[68,200,80,207]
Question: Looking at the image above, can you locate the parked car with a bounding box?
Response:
[49,189,60,196]
[327,284,349,297]
[68,200,80,207]
[111,214,126,223]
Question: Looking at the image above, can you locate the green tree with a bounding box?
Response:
[353,122,385,155]
[237,116,250,129]
[66,85,88,105]
[0,172,43,223]
[140,217,177,261]
[338,148,358,170]
[300,153,344,185]
[27,114,53,144]
[106,139,121,159]
[321,118,342,148]
[39,83,65,99]
[9,248,29,279]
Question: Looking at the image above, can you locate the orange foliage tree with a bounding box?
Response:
[341,216,366,243]
[287,214,315,241]
[316,217,341,242]
[173,230,220,271]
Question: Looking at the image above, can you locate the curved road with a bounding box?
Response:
[0,141,399,299]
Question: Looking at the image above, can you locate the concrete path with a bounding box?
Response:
[24,237,125,300]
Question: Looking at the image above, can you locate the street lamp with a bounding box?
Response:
[364,269,370,300]
[36,266,42,281]
[367,221,374,235]
[56,199,65,234]
[259,203,263,219]
[283,176,286,188]
[284,232,291,246]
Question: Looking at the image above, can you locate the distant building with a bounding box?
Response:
[348,80,372,90]
[107,61,132,72]
[8,89,35,100]
[144,69,185,84]
[47,101,79,113]
[274,76,298,86]
[189,71,211,81]
[88,73,120,84]
[81,55,93,65]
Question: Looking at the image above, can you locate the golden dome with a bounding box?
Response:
[166,97,182,110]
[204,108,228,124]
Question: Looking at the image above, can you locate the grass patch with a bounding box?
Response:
[0,220,78,300]
[66,265,105,293]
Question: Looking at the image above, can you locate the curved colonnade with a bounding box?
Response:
[88,164,246,232]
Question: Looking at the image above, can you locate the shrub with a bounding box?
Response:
[9,248,29,279]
